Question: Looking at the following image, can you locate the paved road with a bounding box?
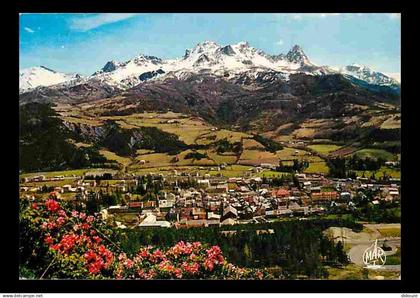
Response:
[380,265,401,271]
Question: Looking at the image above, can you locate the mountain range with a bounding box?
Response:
[19,66,81,91]
[19,40,401,145]
[19,41,400,93]
[19,40,401,174]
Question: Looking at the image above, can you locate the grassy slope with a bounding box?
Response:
[352,148,396,161]
[307,144,342,155]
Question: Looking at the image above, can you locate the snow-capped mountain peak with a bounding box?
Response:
[19,41,400,93]
[19,66,81,92]
[339,63,399,86]
[132,54,162,65]
[236,41,249,47]
[100,61,123,73]
[183,41,221,59]
[286,45,311,65]
[216,45,236,56]
[18,42,326,92]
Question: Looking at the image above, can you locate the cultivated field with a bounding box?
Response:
[307,144,342,155]
[304,161,329,175]
[355,166,400,179]
[351,149,397,161]
[40,106,402,180]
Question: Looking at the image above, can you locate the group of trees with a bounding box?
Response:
[19,103,108,173]
[119,218,356,279]
[253,135,283,153]
[131,175,165,197]
[184,151,208,160]
[71,190,125,214]
[98,120,189,157]
[276,159,309,173]
[83,176,164,206]
[346,155,385,171]
[329,127,400,154]
[20,111,192,171]
[349,190,401,223]
[176,177,199,189]
[358,203,400,223]
[327,158,349,178]
[215,138,242,154]
[320,189,401,223]
[327,156,388,179]
[366,128,400,145]
[261,174,300,188]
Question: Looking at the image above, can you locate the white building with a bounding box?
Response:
[138,214,171,228]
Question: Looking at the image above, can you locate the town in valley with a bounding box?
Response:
[19,13,401,280]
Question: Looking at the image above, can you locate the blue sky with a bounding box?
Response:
[19,13,401,77]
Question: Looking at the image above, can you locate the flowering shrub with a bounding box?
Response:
[19,194,271,280]
[113,241,235,279]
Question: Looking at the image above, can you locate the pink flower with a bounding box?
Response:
[76,234,90,245]
[58,233,77,253]
[88,262,101,275]
[181,262,200,274]
[41,222,48,230]
[118,253,127,261]
[190,262,200,273]
[206,246,223,264]
[192,242,201,249]
[79,212,86,220]
[207,245,222,257]
[104,254,113,268]
[152,249,164,260]
[58,209,67,217]
[98,247,114,268]
[123,258,134,269]
[45,199,60,213]
[217,255,224,264]
[84,250,105,275]
[92,236,101,244]
[71,210,79,217]
[137,269,146,279]
[148,269,157,279]
[44,235,53,245]
[204,259,214,271]
[174,268,183,278]
[86,215,94,223]
[137,249,149,259]
[84,250,98,262]
[158,260,174,272]
[171,241,193,255]
[56,216,66,226]
[50,244,60,251]
[47,221,56,230]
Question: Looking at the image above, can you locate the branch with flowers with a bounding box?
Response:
[19,193,272,280]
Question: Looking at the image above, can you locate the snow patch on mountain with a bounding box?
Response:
[83,41,314,89]
[19,66,82,92]
[338,64,400,86]
[384,72,401,83]
[20,41,400,93]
